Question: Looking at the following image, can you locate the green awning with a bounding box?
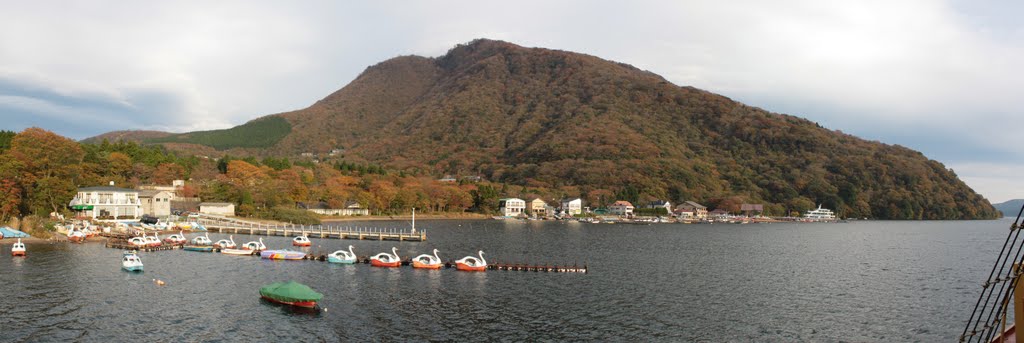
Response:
[70,205,94,210]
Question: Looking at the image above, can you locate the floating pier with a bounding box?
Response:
[196,217,425,242]
[104,238,183,252]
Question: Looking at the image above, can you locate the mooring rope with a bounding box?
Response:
[961,203,1024,342]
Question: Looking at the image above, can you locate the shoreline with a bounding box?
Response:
[0,237,54,245]
[320,213,489,222]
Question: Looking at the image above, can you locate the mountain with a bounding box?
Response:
[993,200,1024,217]
[89,39,999,219]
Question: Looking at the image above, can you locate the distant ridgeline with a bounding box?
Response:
[145,117,291,150]
[994,200,1024,217]
[85,39,1000,220]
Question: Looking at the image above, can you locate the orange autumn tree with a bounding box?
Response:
[8,128,84,216]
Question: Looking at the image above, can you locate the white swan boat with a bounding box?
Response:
[328,245,357,264]
[456,250,487,271]
[412,249,442,269]
[370,247,401,267]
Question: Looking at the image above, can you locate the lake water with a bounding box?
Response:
[0,219,1012,342]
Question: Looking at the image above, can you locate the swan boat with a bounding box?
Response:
[128,236,147,247]
[122,251,143,272]
[11,238,26,256]
[213,235,236,249]
[163,231,187,245]
[143,233,162,247]
[327,245,357,264]
[191,233,212,246]
[412,249,443,269]
[455,250,487,272]
[68,230,86,243]
[222,238,265,255]
[292,235,312,247]
[370,247,401,267]
[260,250,307,260]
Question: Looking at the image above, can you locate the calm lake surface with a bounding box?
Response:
[0,219,1012,342]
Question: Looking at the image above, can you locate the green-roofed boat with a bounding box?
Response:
[259,281,322,308]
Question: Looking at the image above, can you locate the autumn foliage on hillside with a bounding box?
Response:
[81,39,999,219]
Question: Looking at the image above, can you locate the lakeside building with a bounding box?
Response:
[741,203,764,217]
[139,190,173,217]
[69,183,142,220]
[609,200,635,216]
[528,198,549,217]
[199,202,236,216]
[298,201,370,216]
[560,198,583,216]
[676,201,708,219]
[498,198,526,217]
[137,180,184,200]
[645,200,672,214]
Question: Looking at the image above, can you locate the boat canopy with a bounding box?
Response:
[0,227,31,238]
[259,281,323,303]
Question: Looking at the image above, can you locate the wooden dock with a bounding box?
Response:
[197,218,426,242]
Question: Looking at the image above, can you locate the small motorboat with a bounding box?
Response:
[183,245,214,252]
[122,251,143,272]
[259,281,322,309]
[327,245,357,264]
[213,235,236,249]
[221,248,257,256]
[163,230,187,245]
[68,230,86,243]
[191,233,212,246]
[143,233,162,247]
[370,247,401,267]
[260,250,307,260]
[242,238,266,251]
[412,249,442,269]
[455,250,487,272]
[292,235,312,247]
[11,238,26,257]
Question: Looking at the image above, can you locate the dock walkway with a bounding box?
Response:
[195,215,425,242]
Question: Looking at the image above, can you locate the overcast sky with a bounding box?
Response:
[0,1,1021,202]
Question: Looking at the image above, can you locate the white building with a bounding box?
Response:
[199,202,236,216]
[301,201,370,216]
[609,200,635,216]
[560,198,583,216]
[645,200,672,213]
[139,190,173,217]
[498,198,526,217]
[69,184,142,220]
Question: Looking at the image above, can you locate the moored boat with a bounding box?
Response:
[259,281,322,309]
[292,235,312,247]
[804,204,836,221]
[68,230,86,243]
[221,248,257,256]
[122,251,143,272]
[412,249,442,269]
[241,238,266,251]
[455,250,487,272]
[128,236,147,247]
[164,230,187,245]
[260,250,307,260]
[327,245,357,264]
[370,247,401,267]
[191,233,212,246]
[183,245,214,252]
[11,238,26,256]
[214,235,236,249]
[143,233,162,247]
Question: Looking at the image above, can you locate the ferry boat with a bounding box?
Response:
[804,205,836,221]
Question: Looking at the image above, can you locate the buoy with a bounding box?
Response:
[153,279,166,286]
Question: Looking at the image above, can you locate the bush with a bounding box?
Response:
[269,206,321,225]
